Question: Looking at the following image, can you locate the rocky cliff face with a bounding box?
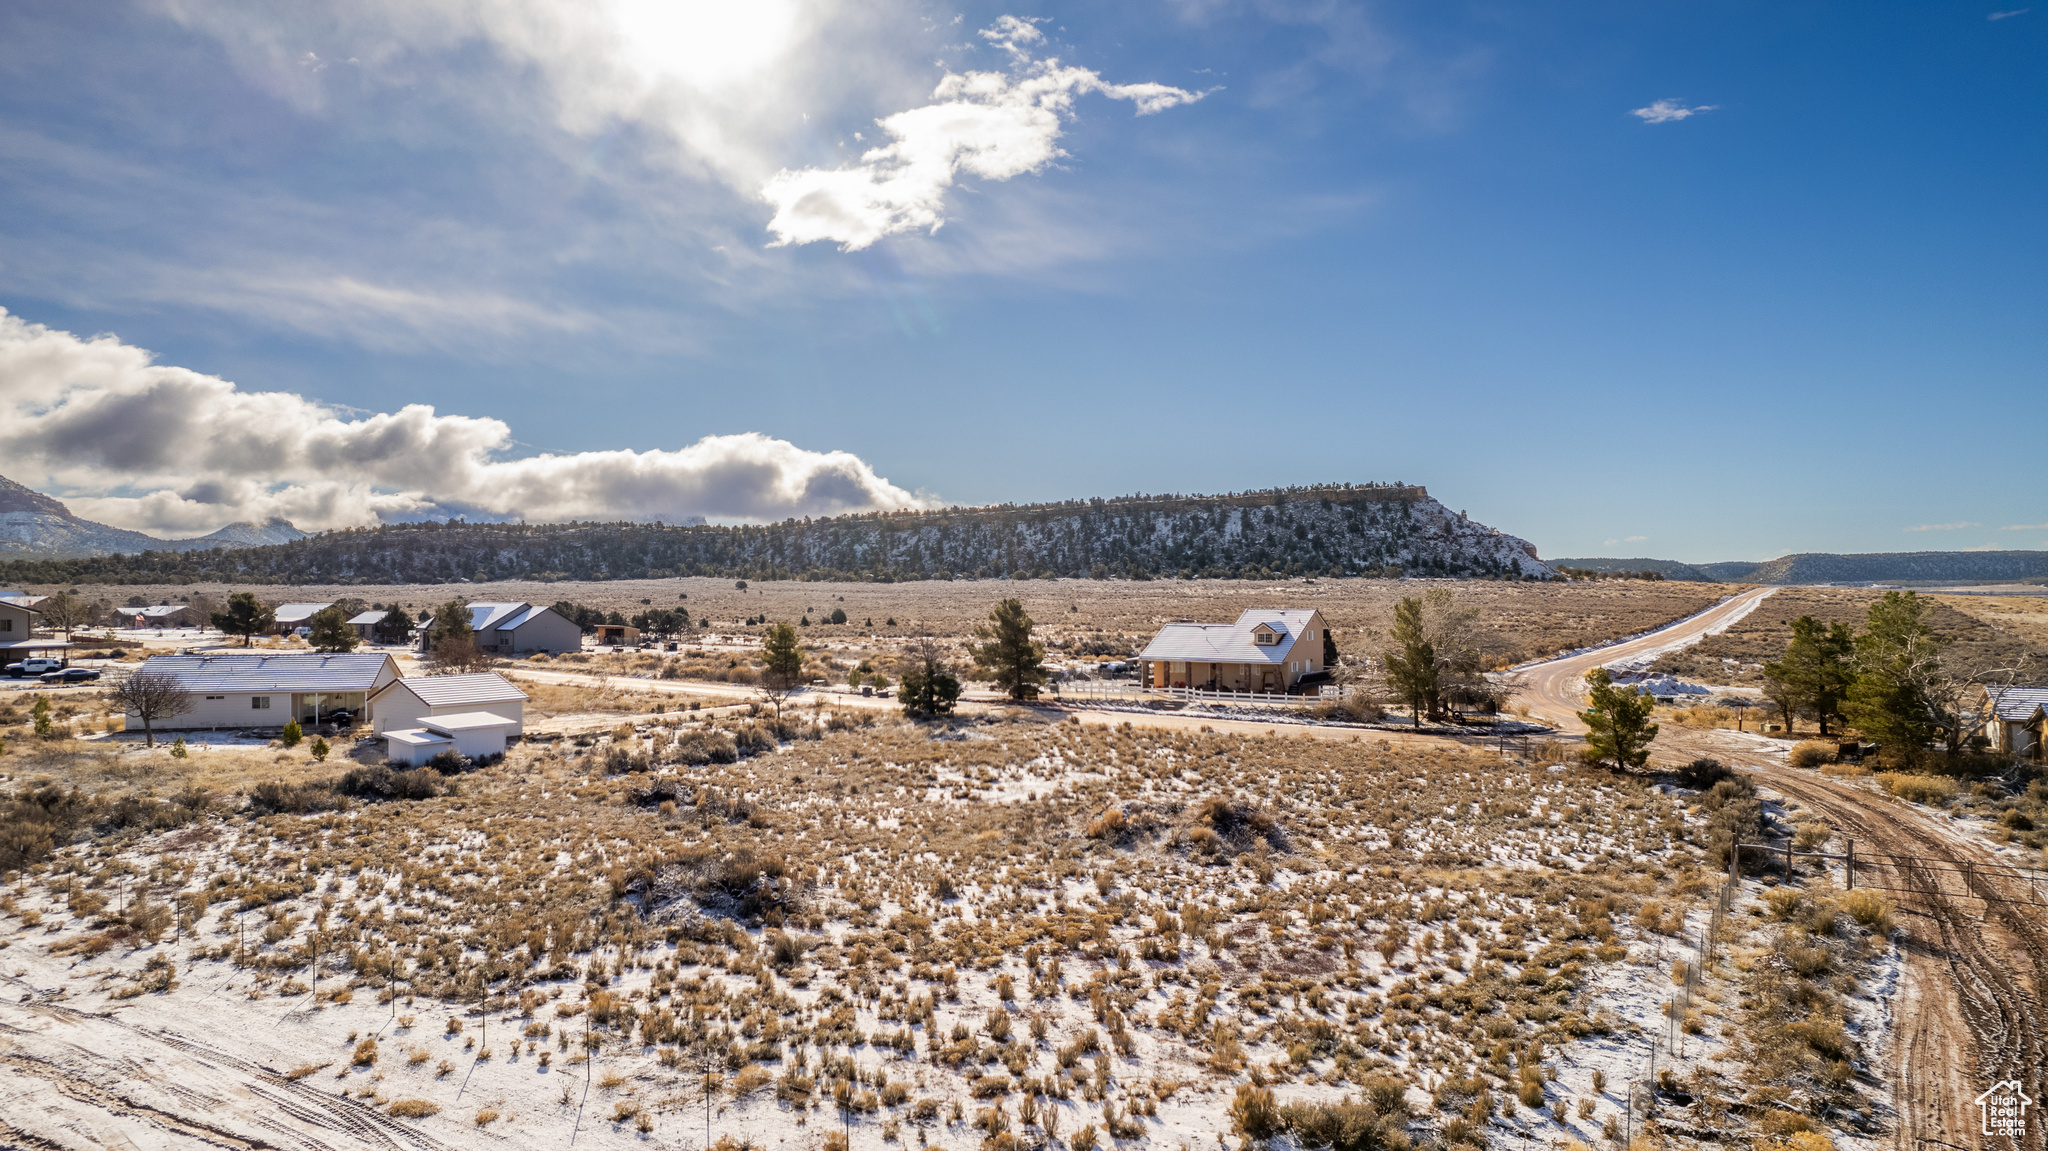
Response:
[0,475,304,558]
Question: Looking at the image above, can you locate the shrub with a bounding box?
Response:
[337,766,445,801]
[247,781,344,815]
[425,750,473,774]
[388,1099,440,1118]
[280,719,303,748]
[1675,758,1734,790]
[1837,890,1892,935]
[1877,773,1957,806]
[309,737,330,762]
[1788,741,1835,769]
[1230,1085,1282,1140]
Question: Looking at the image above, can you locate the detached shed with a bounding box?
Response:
[384,712,518,765]
[368,671,527,735]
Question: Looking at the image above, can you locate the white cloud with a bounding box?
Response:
[0,308,928,534]
[1904,521,1980,531]
[1631,99,1717,124]
[760,20,1206,250]
[1989,8,2030,19]
[2001,522,2048,531]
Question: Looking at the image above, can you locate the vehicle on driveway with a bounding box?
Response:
[41,668,101,684]
[6,658,64,678]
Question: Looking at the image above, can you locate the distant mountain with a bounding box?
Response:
[0,474,305,558]
[0,483,1557,586]
[1550,551,2048,586]
[1548,557,1723,582]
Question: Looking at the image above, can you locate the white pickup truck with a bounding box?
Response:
[5,657,63,677]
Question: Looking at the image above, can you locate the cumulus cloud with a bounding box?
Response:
[0,308,927,535]
[1631,99,1717,124]
[760,18,1207,250]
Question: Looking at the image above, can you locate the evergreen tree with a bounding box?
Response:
[1841,591,1950,763]
[1580,668,1658,770]
[376,606,416,645]
[760,621,806,715]
[210,592,275,647]
[1381,595,1440,726]
[306,605,359,653]
[970,598,1046,700]
[1761,616,1855,736]
[1322,627,1340,670]
[898,638,962,718]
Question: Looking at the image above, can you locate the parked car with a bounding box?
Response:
[41,667,101,684]
[6,658,64,678]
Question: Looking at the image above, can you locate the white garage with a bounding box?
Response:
[384,712,520,765]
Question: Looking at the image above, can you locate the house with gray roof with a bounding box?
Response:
[1137,608,1331,694]
[1984,685,2048,762]
[421,601,580,657]
[127,651,400,730]
[368,671,527,735]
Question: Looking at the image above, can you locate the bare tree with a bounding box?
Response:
[426,634,496,675]
[37,592,88,641]
[113,670,194,748]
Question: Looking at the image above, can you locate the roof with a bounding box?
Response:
[347,611,388,625]
[386,729,455,749]
[273,603,334,624]
[1985,686,2048,721]
[467,602,530,631]
[422,711,520,734]
[499,605,552,630]
[132,605,189,618]
[1138,609,1322,665]
[371,671,527,708]
[0,596,41,613]
[135,652,397,694]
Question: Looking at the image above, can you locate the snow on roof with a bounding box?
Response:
[422,712,520,734]
[347,611,388,625]
[0,596,41,612]
[272,603,333,624]
[1138,609,1320,665]
[1985,686,2048,721]
[137,652,396,693]
[467,602,530,631]
[372,671,527,708]
[132,605,190,618]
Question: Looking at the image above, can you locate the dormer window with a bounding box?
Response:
[1252,624,1282,646]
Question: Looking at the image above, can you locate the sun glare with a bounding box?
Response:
[607,0,800,90]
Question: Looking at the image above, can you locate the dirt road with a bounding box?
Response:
[1513,586,2046,1151]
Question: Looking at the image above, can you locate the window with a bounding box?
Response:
[0,618,10,631]
[251,696,271,710]
[204,695,224,701]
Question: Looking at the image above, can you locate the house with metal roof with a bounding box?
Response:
[367,671,528,735]
[127,651,400,730]
[1984,685,2048,762]
[270,602,334,634]
[1136,608,1331,694]
[126,604,197,628]
[418,602,580,656]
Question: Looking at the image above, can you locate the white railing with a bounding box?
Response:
[1059,680,1323,707]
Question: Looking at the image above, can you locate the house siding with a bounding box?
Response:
[370,688,524,736]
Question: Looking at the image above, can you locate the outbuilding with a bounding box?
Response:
[384,712,518,765]
[367,671,527,735]
[1984,685,2048,762]
[419,602,581,656]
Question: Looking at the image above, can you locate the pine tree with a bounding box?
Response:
[898,638,962,718]
[306,606,359,653]
[1381,596,1439,726]
[1840,591,1951,764]
[1761,616,1855,736]
[1580,668,1657,769]
[210,592,275,646]
[970,598,1046,701]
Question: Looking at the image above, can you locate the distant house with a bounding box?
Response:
[128,604,195,628]
[592,623,640,646]
[348,610,390,643]
[368,671,527,735]
[1137,608,1331,693]
[126,652,400,729]
[421,602,581,656]
[1984,686,2048,762]
[271,602,334,634]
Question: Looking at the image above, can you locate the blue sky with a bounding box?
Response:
[0,1,2041,561]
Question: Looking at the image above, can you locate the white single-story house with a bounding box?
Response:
[367,671,527,735]
[385,712,519,766]
[420,602,581,656]
[1984,686,2048,762]
[127,652,400,730]
[1137,608,1331,693]
[271,603,334,634]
